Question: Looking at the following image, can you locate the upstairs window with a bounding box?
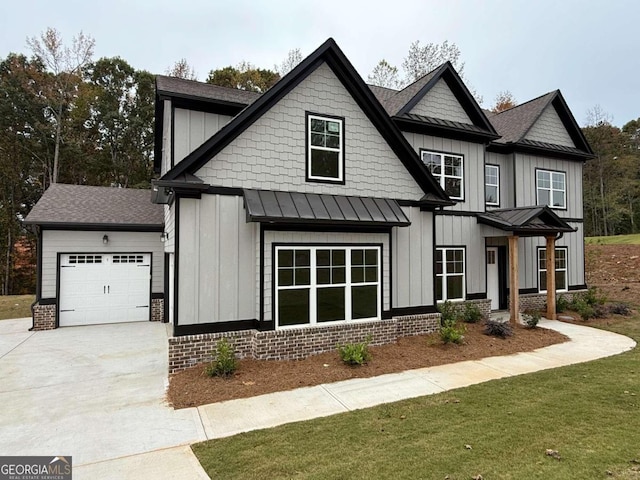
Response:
[307,113,344,183]
[421,150,464,200]
[485,164,500,206]
[537,169,566,209]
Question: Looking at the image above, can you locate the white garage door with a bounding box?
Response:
[59,253,151,327]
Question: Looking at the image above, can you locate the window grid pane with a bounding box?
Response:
[308,115,342,181]
[436,248,465,301]
[421,151,463,199]
[537,170,565,208]
[538,248,568,292]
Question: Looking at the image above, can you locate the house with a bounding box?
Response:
[24,39,593,373]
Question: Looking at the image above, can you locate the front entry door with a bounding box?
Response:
[486,247,499,310]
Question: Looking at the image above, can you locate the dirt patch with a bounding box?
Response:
[586,244,640,306]
[168,322,567,408]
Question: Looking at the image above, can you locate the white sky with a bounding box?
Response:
[1,0,637,126]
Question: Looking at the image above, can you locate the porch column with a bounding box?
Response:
[545,235,557,320]
[508,235,519,324]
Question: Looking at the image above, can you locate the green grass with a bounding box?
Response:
[192,315,640,479]
[585,233,640,245]
[0,295,35,320]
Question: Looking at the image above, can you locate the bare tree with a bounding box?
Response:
[276,49,303,76]
[165,58,197,80]
[27,28,94,184]
[367,59,401,89]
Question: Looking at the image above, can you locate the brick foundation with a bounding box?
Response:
[32,303,56,330]
[168,313,441,374]
[151,298,164,322]
[509,290,587,313]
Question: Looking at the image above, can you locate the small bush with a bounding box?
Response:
[205,338,238,378]
[523,311,541,329]
[556,294,570,313]
[483,320,513,338]
[573,299,595,321]
[592,304,609,319]
[583,286,606,306]
[338,335,372,366]
[438,300,459,326]
[462,303,483,324]
[609,303,632,316]
[440,320,465,344]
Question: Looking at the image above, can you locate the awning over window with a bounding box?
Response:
[477,206,576,236]
[243,189,410,227]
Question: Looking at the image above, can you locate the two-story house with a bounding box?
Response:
[25,39,592,373]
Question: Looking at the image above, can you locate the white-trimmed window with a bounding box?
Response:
[435,248,465,301]
[485,164,500,206]
[275,246,381,328]
[538,247,568,293]
[421,151,464,200]
[307,114,343,182]
[537,170,566,209]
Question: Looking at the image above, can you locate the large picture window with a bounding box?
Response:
[538,247,568,293]
[275,246,381,328]
[485,164,500,206]
[536,169,566,209]
[307,114,344,183]
[421,150,464,200]
[435,248,465,301]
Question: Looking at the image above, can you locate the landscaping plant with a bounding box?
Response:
[523,311,541,329]
[438,300,459,326]
[439,319,465,344]
[483,319,513,338]
[337,335,372,366]
[462,303,483,323]
[556,294,570,313]
[609,303,632,316]
[205,338,238,378]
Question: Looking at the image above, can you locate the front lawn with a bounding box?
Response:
[0,295,34,320]
[192,314,640,479]
[585,233,640,245]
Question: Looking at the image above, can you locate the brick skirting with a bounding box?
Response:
[32,303,56,330]
[168,313,441,374]
[510,290,587,313]
[151,298,164,322]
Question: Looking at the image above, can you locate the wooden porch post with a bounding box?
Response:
[546,235,557,320]
[508,235,519,324]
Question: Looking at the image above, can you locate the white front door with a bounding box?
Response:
[59,253,151,326]
[486,247,499,310]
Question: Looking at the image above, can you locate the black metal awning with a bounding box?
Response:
[243,189,411,227]
[477,206,576,236]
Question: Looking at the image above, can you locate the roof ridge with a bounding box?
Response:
[394,62,447,94]
[492,90,557,116]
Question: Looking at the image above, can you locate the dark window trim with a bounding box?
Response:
[485,163,500,208]
[435,245,467,301]
[305,111,346,185]
[419,148,465,202]
[536,245,569,293]
[535,167,568,211]
[173,196,180,332]
[272,242,384,329]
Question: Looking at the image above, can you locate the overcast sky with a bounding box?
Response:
[1,0,637,127]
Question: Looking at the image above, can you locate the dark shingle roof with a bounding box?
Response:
[477,206,575,235]
[156,75,261,106]
[488,91,556,144]
[24,184,163,227]
[368,69,441,116]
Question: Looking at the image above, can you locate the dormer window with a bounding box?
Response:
[421,150,464,200]
[307,113,344,183]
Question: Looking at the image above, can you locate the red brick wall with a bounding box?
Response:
[151,298,164,322]
[32,303,56,330]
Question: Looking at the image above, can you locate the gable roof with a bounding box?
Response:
[24,184,163,229]
[156,75,261,107]
[160,38,451,204]
[488,90,594,158]
[476,206,576,236]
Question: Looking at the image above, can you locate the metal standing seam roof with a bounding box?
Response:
[23,184,164,227]
[243,189,410,227]
[476,206,576,235]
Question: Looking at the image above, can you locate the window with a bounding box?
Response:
[68,255,102,264]
[537,170,566,209]
[435,248,465,301]
[275,246,381,328]
[421,151,464,200]
[485,165,500,206]
[307,114,343,182]
[112,255,144,264]
[538,247,568,293]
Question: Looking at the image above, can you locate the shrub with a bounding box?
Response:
[583,286,606,306]
[523,311,541,329]
[556,294,570,313]
[573,298,595,321]
[438,300,459,326]
[483,320,513,338]
[462,303,483,324]
[338,335,372,366]
[609,303,632,316]
[205,338,238,378]
[592,304,609,319]
[440,320,465,344]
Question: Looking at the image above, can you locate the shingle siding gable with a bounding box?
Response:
[195,63,425,200]
[524,105,575,147]
[408,79,472,124]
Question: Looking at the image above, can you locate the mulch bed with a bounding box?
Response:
[168,322,568,409]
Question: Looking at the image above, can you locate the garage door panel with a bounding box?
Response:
[59,253,151,327]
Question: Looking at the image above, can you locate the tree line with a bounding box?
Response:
[0,28,636,294]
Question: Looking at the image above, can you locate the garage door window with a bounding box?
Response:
[113,255,145,264]
[68,255,102,264]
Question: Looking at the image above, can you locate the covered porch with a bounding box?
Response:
[477,206,576,323]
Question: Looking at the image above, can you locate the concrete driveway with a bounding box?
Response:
[0,318,208,477]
